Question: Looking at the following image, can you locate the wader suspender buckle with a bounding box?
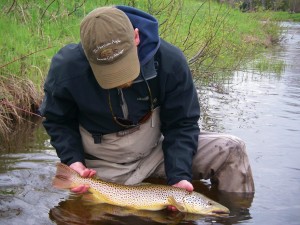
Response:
[92,133,102,144]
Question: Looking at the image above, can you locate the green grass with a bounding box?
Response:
[258,10,300,22]
[0,189,15,195]
[0,0,287,84]
[250,56,286,75]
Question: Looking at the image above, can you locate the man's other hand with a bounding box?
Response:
[168,180,194,211]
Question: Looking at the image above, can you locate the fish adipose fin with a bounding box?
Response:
[167,196,186,212]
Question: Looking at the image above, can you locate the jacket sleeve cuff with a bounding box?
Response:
[167,176,192,186]
[61,155,85,167]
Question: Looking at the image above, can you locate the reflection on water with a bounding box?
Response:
[49,194,253,225]
[0,118,42,153]
[49,195,201,225]
[1,22,300,225]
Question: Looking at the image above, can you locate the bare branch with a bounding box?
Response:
[6,0,17,14]
[183,0,206,46]
[40,0,56,21]
[0,46,53,69]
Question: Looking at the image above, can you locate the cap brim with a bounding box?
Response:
[90,46,140,89]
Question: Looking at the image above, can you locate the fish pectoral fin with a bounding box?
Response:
[80,191,107,205]
[167,196,185,212]
[81,193,100,204]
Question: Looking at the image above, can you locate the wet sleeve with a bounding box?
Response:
[160,54,200,185]
[39,53,85,166]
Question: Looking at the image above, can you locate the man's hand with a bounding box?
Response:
[69,162,96,194]
[168,180,194,211]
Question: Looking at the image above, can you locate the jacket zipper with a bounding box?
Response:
[118,88,129,119]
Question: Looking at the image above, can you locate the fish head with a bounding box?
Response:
[182,192,230,216]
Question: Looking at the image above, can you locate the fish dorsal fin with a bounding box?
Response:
[167,196,185,212]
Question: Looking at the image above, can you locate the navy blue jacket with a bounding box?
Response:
[39,6,200,185]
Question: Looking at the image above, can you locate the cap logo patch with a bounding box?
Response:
[96,48,124,62]
[92,39,125,62]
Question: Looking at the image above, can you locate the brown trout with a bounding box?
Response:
[52,163,229,215]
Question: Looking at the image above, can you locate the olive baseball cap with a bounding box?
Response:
[80,7,140,89]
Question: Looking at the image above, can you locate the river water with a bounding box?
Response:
[0,22,299,225]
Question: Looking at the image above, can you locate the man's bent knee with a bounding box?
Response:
[194,133,255,193]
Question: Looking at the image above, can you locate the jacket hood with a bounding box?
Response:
[116,5,160,66]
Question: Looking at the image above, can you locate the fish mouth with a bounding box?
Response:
[209,209,230,217]
[212,210,229,215]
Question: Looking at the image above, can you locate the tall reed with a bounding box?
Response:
[0,75,41,142]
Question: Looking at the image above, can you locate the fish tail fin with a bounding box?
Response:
[52,163,78,189]
[52,175,73,189]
